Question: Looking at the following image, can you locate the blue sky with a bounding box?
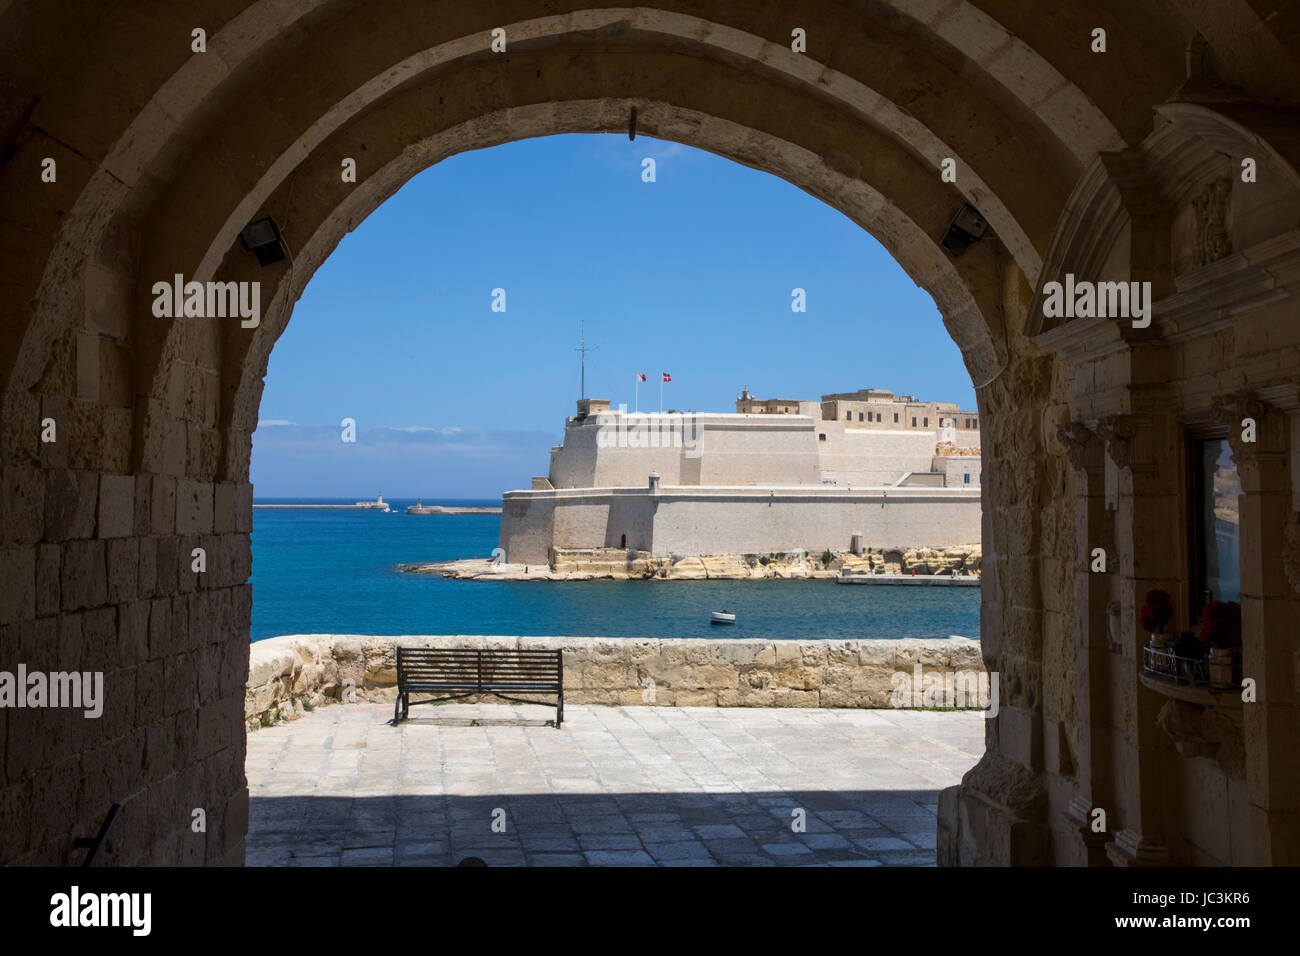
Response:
[252,134,974,498]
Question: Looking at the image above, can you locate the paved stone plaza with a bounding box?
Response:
[245,702,984,866]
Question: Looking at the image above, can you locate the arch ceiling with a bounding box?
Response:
[1,0,1297,465]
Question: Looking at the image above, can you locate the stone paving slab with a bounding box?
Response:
[245,702,984,867]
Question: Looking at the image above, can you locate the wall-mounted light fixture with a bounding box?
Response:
[940,204,989,257]
[238,216,289,266]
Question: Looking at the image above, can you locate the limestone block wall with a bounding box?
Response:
[245,634,987,727]
[545,411,972,493]
[548,424,602,487]
[501,486,982,563]
[649,490,981,555]
[498,494,558,565]
[550,498,614,553]
[0,470,253,866]
[550,414,837,490]
[605,495,658,551]
[693,420,822,485]
[817,427,948,485]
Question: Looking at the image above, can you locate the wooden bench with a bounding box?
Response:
[394,647,564,727]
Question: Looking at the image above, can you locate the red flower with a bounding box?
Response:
[1198,601,1242,649]
[1139,589,1173,633]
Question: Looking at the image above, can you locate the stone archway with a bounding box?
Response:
[2,1,1298,866]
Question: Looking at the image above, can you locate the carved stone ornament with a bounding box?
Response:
[1056,421,1095,472]
[1095,415,1137,469]
[1210,390,1265,428]
[1192,178,1232,268]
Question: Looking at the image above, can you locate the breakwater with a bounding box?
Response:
[253,503,389,510]
[406,504,502,514]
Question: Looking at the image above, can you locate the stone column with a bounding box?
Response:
[1216,392,1300,864]
[1057,421,1114,864]
[1097,411,1176,865]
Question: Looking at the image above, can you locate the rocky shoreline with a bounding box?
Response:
[401,545,981,582]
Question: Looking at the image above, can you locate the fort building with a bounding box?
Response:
[499,388,983,564]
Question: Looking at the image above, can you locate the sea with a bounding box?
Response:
[250,498,981,643]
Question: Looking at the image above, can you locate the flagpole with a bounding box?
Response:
[659,375,664,414]
[634,374,639,414]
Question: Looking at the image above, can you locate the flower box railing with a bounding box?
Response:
[1142,644,1210,686]
[1142,638,1241,693]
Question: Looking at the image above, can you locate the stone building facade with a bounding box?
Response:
[1,1,1298,868]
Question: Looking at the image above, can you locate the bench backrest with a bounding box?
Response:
[396,647,563,691]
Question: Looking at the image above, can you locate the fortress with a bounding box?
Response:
[498,388,983,564]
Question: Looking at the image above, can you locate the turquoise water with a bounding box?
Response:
[250,498,981,643]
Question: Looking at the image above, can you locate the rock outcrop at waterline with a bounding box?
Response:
[402,545,981,582]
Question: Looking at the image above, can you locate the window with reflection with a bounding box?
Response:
[1191,437,1241,616]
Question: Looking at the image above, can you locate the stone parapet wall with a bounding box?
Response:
[246,634,986,729]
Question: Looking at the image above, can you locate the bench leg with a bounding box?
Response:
[394,693,401,724]
[556,693,563,729]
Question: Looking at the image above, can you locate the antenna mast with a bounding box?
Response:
[576,320,603,400]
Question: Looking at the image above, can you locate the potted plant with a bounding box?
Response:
[1140,589,1174,675]
[1198,600,1242,689]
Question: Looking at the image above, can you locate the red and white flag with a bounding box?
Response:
[662,372,671,382]
[637,372,647,382]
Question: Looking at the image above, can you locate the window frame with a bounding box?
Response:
[1185,422,1234,626]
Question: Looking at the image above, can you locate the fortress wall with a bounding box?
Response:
[548,425,602,488]
[549,414,985,491]
[556,415,835,489]
[593,442,686,487]
[606,496,658,551]
[695,421,821,485]
[498,495,557,565]
[816,427,942,485]
[649,492,981,555]
[499,488,981,563]
[550,499,615,554]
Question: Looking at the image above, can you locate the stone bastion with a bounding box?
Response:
[246,634,987,730]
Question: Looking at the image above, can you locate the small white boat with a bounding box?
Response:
[710,610,736,626]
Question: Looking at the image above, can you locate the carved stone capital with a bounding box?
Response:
[1095,414,1138,469]
[1056,421,1100,473]
[1210,390,1265,428]
[1212,391,1289,493]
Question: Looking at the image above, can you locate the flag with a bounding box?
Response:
[637,373,647,382]
[662,372,671,382]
